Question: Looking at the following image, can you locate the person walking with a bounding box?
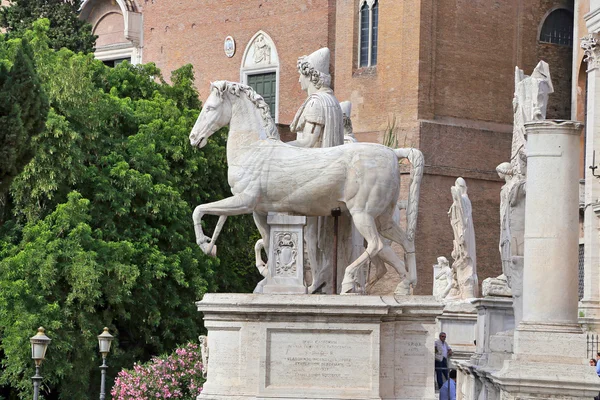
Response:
[439,369,457,400]
[435,332,453,389]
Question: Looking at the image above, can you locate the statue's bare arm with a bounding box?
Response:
[288,121,323,148]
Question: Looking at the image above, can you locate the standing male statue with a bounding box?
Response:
[446,177,478,299]
[288,47,360,293]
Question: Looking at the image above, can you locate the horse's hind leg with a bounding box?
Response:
[341,213,384,293]
[366,256,388,292]
[376,246,412,295]
[378,215,417,287]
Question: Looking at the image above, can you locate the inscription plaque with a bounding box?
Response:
[265,329,373,390]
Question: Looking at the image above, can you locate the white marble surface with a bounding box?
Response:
[521,121,582,325]
[197,293,443,400]
[580,35,600,330]
[260,213,307,294]
[433,256,453,301]
[189,80,424,294]
[493,62,553,324]
[447,177,478,300]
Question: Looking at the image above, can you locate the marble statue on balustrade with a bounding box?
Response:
[433,256,454,301]
[444,178,478,300]
[484,62,552,323]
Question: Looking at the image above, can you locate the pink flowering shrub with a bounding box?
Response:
[111,342,204,399]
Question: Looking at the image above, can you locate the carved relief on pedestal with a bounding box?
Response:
[274,232,298,276]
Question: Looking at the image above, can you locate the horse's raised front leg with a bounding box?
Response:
[193,194,255,256]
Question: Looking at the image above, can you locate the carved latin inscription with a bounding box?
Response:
[265,329,373,390]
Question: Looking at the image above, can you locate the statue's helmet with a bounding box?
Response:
[297,47,332,89]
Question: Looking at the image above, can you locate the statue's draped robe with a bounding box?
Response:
[448,187,478,299]
[290,88,363,292]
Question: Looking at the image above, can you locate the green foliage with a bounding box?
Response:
[0,20,260,399]
[0,0,96,53]
[0,36,49,205]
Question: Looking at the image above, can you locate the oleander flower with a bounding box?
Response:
[111,342,204,400]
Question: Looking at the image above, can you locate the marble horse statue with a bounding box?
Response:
[189,81,424,294]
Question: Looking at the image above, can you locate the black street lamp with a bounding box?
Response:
[29,327,51,400]
[97,327,114,400]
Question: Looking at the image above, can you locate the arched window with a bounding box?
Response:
[240,31,280,122]
[540,8,573,47]
[358,0,379,67]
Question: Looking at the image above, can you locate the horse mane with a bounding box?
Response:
[210,80,280,140]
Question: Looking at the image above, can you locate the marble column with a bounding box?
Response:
[520,120,583,328]
[491,120,600,400]
[580,34,600,329]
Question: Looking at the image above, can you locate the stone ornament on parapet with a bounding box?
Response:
[582,34,600,72]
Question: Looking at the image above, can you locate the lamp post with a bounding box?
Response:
[30,327,51,400]
[97,327,114,400]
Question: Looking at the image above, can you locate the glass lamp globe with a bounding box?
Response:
[30,327,51,366]
[97,327,114,356]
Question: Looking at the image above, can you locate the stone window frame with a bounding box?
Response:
[240,30,280,123]
[538,6,574,47]
[357,0,379,68]
[79,0,143,64]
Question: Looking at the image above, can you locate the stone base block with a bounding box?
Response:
[490,325,600,399]
[437,301,477,363]
[196,294,444,400]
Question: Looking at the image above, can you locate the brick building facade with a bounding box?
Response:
[79,0,575,295]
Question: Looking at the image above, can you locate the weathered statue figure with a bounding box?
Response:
[340,101,358,144]
[433,256,454,301]
[446,177,478,300]
[484,61,552,323]
[288,48,360,293]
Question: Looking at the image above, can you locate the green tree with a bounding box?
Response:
[0,0,96,53]
[0,20,259,399]
[0,36,49,219]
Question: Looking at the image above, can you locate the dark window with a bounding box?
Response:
[540,9,573,47]
[371,0,378,66]
[359,2,369,67]
[103,57,131,68]
[247,72,276,119]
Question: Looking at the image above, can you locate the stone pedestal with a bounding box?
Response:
[263,213,307,294]
[490,121,600,399]
[197,294,443,400]
[437,302,477,364]
[470,297,514,367]
[454,297,514,400]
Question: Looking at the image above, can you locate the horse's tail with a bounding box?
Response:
[393,147,424,242]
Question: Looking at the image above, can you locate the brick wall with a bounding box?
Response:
[141,0,333,124]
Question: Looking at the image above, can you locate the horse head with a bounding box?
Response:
[189,81,233,148]
[190,81,279,149]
